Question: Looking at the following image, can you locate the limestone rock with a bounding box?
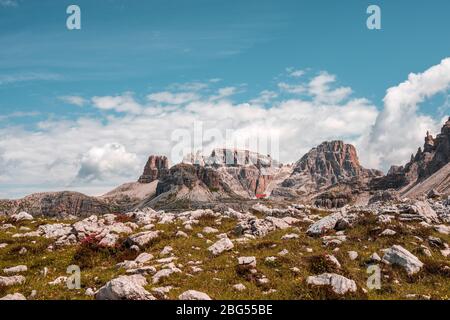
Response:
[95,275,155,300]
[126,231,160,248]
[382,245,423,275]
[0,275,26,287]
[11,211,33,222]
[179,290,212,300]
[307,273,357,295]
[207,237,234,256]
[0,293,26,300]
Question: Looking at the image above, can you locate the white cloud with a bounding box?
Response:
[76,143,139,182]
[0,70,380,199]
[278,82,306,94]
[147,91,199,105]
[0,0,18,7]
[59,95,87,107]
[92,92,142,114]
[250,90,278,105]
[363,57,450,170]
[308,72,352,103]
[209,87,238,101]
[2,61,449,198]
[286,68,305,78]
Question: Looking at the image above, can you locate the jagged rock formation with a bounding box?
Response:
[138,156,169,183]
[371,118,450,197]
[138,149,288,209]
[183,149,283,196]
[273,141,382,199]
[0,191,112,218]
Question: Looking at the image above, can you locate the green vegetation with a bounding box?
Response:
[0,213,449,300]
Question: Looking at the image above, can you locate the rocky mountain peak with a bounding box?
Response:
[272,140,382,199]
[183,148,278,168]
[291,140,380,187]
[138,155,169,183]
[371,117,450,191]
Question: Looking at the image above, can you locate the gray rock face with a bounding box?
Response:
[10,211,33,222]
[38,223,72,239]
[4,191,112,218]
[371,118,450,194]
[207,237,234,256]
[382,245,424,275]
[306,211,344,236]
[307,273,357,295]
[0,293,26,300]
[0,275,26,287]
[95,275,155,300]
[406,201,439,223]
[138,155,169,183]
[152,264,182,284]
[238,256,257,268]
[179,290,212,300]
[3,265,27,274]
[277,141,382,196]
[126,231,160,248]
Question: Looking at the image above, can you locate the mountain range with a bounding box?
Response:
[2,118,450,218]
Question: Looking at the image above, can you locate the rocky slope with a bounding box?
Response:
[140,149,289,209]
[138,156,169,183]
[272,141,382,200]
[0,197,448,300]
[0,191,112,218]
[371,118,450,197]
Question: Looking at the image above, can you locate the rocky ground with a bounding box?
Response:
[0,197,449,300]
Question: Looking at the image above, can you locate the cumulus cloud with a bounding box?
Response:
[91,92,142,114]
[76,143,139,182]
[308,72,352,103]
[0,70,380,198]
[363,57,450,170]
[277,82,305,94]
[209,87,238,101]
[3,60,450,198]
[286,68,305,78]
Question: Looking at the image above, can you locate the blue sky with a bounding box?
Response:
[0,0,449,198]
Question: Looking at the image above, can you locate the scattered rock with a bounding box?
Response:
[203,227,219,234]
[3,265,27,274]
[11,211,33,222]
[282,233,299,240]
[207,237,234,256]
[0,293,26,300]
[95,275,155,300]
[233,283,246,292]
[126,231,160,248]
[307,211,344,236]
[382,245,424,275]
[0,275,26,287]
[179,290,212,300]
[238,256,257,268]
[348,251,358,260]
[176,231,188,238]
[306,273,357,295]
[380,229,397,236]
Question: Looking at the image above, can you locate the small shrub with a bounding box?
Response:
[307,255,340,274]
